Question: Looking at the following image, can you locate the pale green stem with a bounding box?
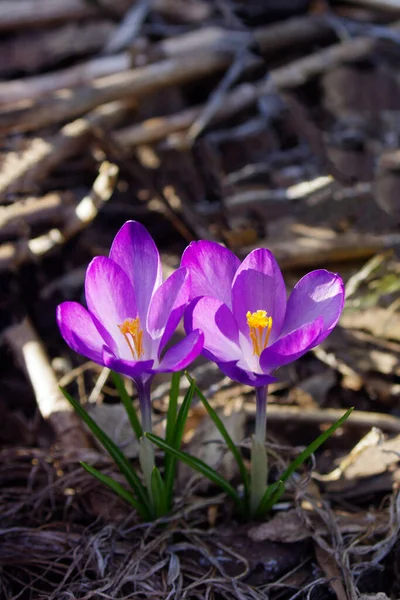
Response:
[250,385,268,514]
[136,377,153,434]
[136,377,155,507]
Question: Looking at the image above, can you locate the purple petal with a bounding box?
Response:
[109,221,162,323]
[85,256,138,359]
[231,249,286,342]
[157,330,204,372]
[217,361,277,387]
[103,348,154,379]
[57,302,106,364]
[181,240,240,308]
[260,317,324,373]
[282,270,344,343]
[147,267,189,351]
[184,296,242,363]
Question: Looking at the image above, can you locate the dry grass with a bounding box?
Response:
[1,445,398,599]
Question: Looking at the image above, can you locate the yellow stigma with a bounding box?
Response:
[118,317,144,359]
[246,310,273,356]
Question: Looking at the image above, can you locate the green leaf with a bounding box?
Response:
[164,379,195,506]
[80,461,148,519]
[147,432,241,506]
[151,467,168,518]
[265,480,285,510]
[254,480,283,517]
[112,371,143,440]
[172,379,195,449]
[186,373,250,502]
[60,387,150,517]
[257,407,354,515]
[165,371,181,447]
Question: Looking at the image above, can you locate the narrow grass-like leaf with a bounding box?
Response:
[112,371,143,440]
[60,387,150,515]
[164,379,195,506]
[172,379,195,449]
[147,432,241,506]
[80,461,148,519]
[164,371,181,507]
[254,480,284,518]
[151,467,168,518]
[186,373,250,503]
[257,407,353,515]
[259,479,280,504]
[165,371,181,446]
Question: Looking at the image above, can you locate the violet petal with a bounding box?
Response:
[157,330,204,372]
[85,256,138,360]
[184,296,242,363]
[57,302,106,364]
[260,317,324,373]
[217,361,277,387]
[102,348,154,378]
[147,267,189,351]
[231,248,287,342]
[109,220,162,323]
[181,240,240,308]
[282,269,344,343]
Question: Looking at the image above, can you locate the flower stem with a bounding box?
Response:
[250,385,268,515]
[255,385,267,444]
[135,377,156,514]
[135,377,153,434]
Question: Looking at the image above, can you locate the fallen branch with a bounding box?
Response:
[87,21,400,150]
[0,16,338,132]
[0,100,128,196]
[0,21,115,78]
[116,83,257,147]
[344,0,400,12]
[4,316,90,450]
[0,161,118,271]
[0,54,132,108]
[247,230,400,270]
[0,0,131,31]
[245,404,400,434]
[224,176,334,211]
[0,51,231,135]
[0,191,75,241]
[103,0,152,54]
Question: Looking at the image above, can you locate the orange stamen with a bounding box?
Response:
[118,318,144,359]
[246,310,273,356]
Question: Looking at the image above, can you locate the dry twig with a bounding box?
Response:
[0,161,118,271]
[0,101,127,196]
[0,16,339,134]
[244,403,400,434]
[0,0,131,31]
[4,316,89,451]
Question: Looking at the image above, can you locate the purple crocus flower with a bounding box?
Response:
[182,240,344,511]
[57,221,204,432]
[182,241,344,387]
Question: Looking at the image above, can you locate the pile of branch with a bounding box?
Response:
[0,2,399,271]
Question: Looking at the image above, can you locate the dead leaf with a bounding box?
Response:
[315,428,384,482]
[248,510,310,543]
[249,509,388,543]
[321,430,400,494]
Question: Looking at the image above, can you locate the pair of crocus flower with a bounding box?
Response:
[57,221,344,430]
